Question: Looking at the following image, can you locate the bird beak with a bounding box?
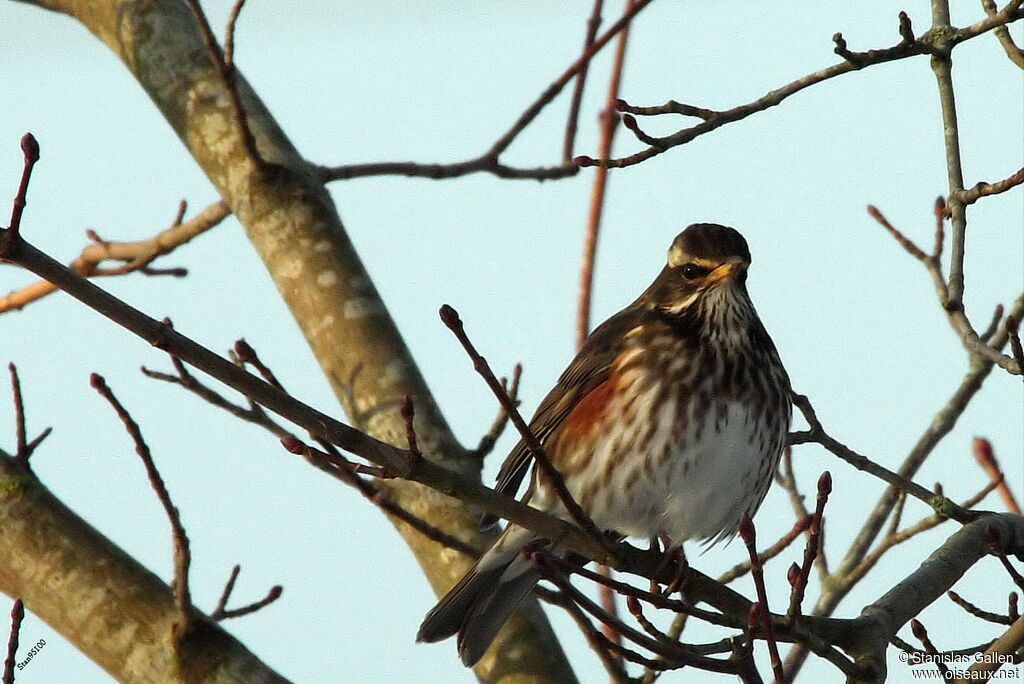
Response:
[705,258,747,284]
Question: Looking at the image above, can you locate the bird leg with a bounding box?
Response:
[654,533,689,596]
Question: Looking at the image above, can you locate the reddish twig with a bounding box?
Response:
[2,599,23,684]
[542,552,732,627]
[531,552,739,674]
[910,619,951,680]
[536,587,629,682]
[719,514,813,585]
[563,0,604,162]
[90,373,193,640]
[577,4,636,653]
[211,564,283,621]
[577,0,635,349]
[947,590,1013,626]
[973,437,1021,514]
[738,515,784,683]
[233,339,284,390]
[0,134,40,259]
[400,396,421,460]
[473,364,522,458]
[788,473,832,622]
[439,304,612,553]
[281,437,478,557]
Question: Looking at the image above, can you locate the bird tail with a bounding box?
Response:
[417,524,539,666]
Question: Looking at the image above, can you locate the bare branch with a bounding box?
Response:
[0,133,40,259]
[973,437,1021,514]
[947,590,1013,625]
[955,166,1024,205]
[439,304,613,554]
[981,0,1024,67]
[788,473,832,622]
[738,516,784,682]
[958,617,1024,681]
[563,0,604,163]
[319,0,653,184]
[89,373,193,641]
[211,564,282,622]
[583,8,1023,170]
[789,394,965,519]
[472,364,521,459]
[0,200,229,314]
[2,599,23,684]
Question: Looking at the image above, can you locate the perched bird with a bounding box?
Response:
[418,224,792,665]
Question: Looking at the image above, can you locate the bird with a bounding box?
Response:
[418,223,792,666]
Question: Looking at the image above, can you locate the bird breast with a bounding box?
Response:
[535,342,786,545]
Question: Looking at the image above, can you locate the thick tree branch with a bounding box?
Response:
[846,513,1024,683]
[0,456,288,682]
[5,0,575,679]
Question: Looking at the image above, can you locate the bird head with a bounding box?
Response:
[640,223,753,315]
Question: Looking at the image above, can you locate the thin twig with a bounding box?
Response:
[320,0,652,184]
[210,564,282,621]
[980,304,1005,343]
[579,1,636,661]
[0,133,40,259]
[981,0,1024,68]
[536,587,629,682]
[947,590,1013,625]
[563,0,604,162]
[738,515,784,683]
[717,514,812,585]
[90,373,192,640]
[973,437,1021,514]
[7,364,25,464]
[2,599,23,684]
[281,437,478,557]
[473,364,521,458]
[532,552,739,674]
[183,0,267,171]
[911,619,951,679]
[400,396,421,460]
[0,200,228,314]
[223,0,247,68]
[789,394,965,519]
[955,167,1024,205]
[439,304,612,553]
[788,473,832,623]
[589,7,1023,169]
[577,0,635,349]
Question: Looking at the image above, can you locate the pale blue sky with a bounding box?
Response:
[1,2,1021,682]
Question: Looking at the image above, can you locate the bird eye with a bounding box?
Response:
[680,263,707,280]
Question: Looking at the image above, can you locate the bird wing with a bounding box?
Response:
[488,307,643,511]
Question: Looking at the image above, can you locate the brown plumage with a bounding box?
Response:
[418,224,791,665]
